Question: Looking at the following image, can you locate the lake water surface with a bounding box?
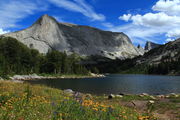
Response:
[27,74,180,95]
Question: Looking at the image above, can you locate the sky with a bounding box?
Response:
[0,0,180,47]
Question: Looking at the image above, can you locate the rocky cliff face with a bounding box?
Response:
[145,41,161,51]
[2,14,143,59]
[137,39,180,64]
[137,44,145,55]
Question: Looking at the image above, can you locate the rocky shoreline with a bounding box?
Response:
[63,89,179,99]
[0,73,105,83]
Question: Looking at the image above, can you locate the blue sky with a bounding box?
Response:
[0,0,180,46]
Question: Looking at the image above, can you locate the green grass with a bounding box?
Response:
[169,96,180,103]
[154,102,178,112]
[152,96,180,116]
[120,95,154,102]
[0,81,157,120]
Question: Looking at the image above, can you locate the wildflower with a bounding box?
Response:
[59,113,62,117]
[92,108,98,111]
[51,102,56,106]
[122,111,126,114]
[53,111,58,116]
[138,116,150,120]
[102,108,106,112]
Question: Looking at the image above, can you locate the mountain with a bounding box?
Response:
[144,41,161,51]
[88,38,180,74]
[137,39,180,64]
[2,14,143,59]
[137,44,145,55]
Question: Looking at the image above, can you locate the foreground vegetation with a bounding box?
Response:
[0,81,160,120]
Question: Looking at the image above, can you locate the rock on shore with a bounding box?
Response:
[10,74,45,80]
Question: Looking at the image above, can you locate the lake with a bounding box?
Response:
[26,74,180,95]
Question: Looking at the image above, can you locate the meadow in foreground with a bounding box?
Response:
[0,81,157,120]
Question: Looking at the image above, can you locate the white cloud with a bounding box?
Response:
[109,24,164,45]
[0,0,48,29]
[166,38,175,42]
[131,12,180,27]
[47,0,105,21]
[0,28,10,35]
[116,0,180,45]
[152,0,180,15]
[0,0,105,30]
[101,22,114,28]
[119,14,132,21]
[166,29,180,38]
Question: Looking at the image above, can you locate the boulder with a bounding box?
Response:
[132,100,148,109]
[142,93,149,96]
[148,100,155,104]
[139,93,149,97]
[64,89,74,94]
[149,96,156,100]
[125,100,148,110]
[169,93,179,98]
[116,95,123,98]
[74,92,83,98]
[108,94,115,99]
[157,95,165,98]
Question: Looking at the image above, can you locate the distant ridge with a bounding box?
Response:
[137,39,180,64]
[145,41,161,51]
